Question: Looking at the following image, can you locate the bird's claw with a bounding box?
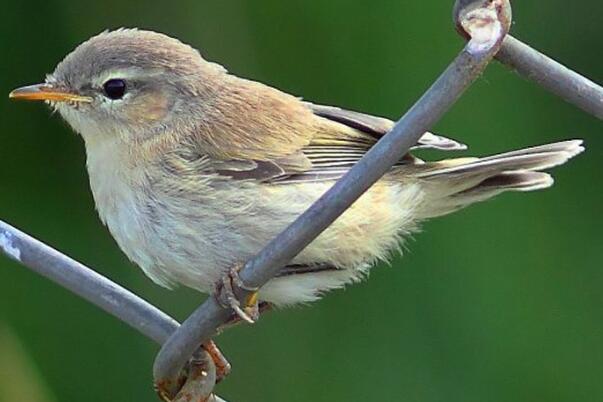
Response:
[214,263,260,324]
[154,341,230,402]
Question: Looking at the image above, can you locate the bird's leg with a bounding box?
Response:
[214,263,260,324]
[202,340,231,383]
[157,266,271,402]
[155,342,229,402]
[157,266,279,401]
[216,263,333,326]
[173,348,217,402]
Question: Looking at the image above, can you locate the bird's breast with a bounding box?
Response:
[84,138,163,280]
[83,137,243,290]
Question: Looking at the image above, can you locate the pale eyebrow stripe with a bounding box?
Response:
[92,68,165,87]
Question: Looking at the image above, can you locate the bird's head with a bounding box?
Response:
[10,29,225,144]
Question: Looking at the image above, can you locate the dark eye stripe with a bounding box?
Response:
[103,79,127,100]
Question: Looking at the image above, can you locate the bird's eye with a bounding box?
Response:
[103,79,127,100]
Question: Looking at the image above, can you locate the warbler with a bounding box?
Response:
[10,29,583,311]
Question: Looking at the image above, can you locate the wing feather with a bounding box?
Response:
[306,102,467,151]
[189,75,466,183]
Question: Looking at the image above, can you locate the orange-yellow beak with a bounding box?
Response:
[9,83,92,103]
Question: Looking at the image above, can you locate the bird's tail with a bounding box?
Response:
[410,140,584,219]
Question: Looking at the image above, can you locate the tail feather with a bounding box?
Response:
[417,140,584,178]
[468,171,554,193]
[415,140,584,218]
[476,140,583,163]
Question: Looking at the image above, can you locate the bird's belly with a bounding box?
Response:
[94,171,424,304]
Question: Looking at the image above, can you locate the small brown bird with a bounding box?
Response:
[10,29,583,311]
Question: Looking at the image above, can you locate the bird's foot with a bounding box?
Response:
[214,263,260,324]
[203,339,231,383]
[155,340,230,402]
[220,301,273,330]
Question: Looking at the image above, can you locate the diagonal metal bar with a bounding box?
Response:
[152,0,512,390]
[0,220,179,345]
[454,0,602,119]
[0,220,228,402]
[496,35,603,120]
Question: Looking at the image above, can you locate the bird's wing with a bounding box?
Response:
[306,103,467,151]
[272,103,469,184]
[192,77,465,183]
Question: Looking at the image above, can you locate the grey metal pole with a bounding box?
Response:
[496,35,603,120]
[0,220,229,401]
[0,220,179,345]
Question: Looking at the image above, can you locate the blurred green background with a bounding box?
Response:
[0,2,601,402]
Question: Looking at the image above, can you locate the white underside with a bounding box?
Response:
[82,135,424,306]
